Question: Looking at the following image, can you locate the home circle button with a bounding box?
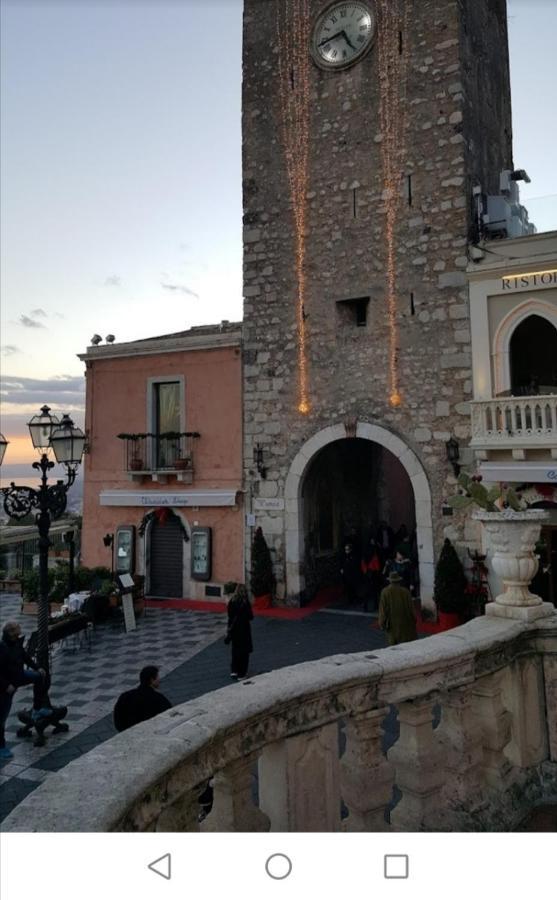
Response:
[265,853,292,880]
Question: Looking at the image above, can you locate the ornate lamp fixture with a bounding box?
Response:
[254,443,267,479]
[1,407,86,738]
[445,436,461,477]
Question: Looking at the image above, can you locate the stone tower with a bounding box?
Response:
[242,0,513,605]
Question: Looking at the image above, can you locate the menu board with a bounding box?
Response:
[191,527,212,581]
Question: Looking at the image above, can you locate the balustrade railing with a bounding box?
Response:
[471,395,557,448]
[117,432,200,476]
[4,613,556,834]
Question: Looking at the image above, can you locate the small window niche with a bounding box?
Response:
[336,296,369,328]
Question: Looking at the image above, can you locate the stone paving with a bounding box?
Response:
[0,592,388,824]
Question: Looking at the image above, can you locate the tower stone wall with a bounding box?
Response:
[242,0,513,603]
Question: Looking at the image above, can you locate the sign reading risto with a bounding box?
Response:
[502,270,557,291]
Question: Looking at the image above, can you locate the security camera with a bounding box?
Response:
[105,334,115,343]
[90,334,102,345]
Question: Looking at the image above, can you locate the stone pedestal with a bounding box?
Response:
[258,724,340,831]
[502,656,547,769]
[486,601,555,622]
[473,669,513,789]
[340,706,394,832]
[387,696,445,831]
[438,686,483,810]
[201,754,269,832]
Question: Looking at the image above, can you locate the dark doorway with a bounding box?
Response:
[510,315,557,395]
[149,512,183,598]
[302,438,416,599]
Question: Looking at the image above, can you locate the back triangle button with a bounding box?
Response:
[148,853,171,880]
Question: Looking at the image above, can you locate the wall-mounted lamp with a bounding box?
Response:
[254,443,267,479]
[445,437,461,477]
[103,532,114,578]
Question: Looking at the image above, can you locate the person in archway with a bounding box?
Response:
[360,536,383,612]
[378,571,417,646]
[394,523,411,557]
[340,542,361,605]
[384,548,414,593]
[224,584,254,678]
[376,520,394,558]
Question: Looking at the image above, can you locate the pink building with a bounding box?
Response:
[78,323,244,600]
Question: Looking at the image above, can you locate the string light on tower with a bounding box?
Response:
[376,0,409,408]
[276,0,311,414]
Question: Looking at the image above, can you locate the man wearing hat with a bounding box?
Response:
[378,571,418,646]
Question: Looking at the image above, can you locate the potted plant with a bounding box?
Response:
[433,538,468,630]
[448,472,550,616]
[250,527,273,609]
[117,434,144,471]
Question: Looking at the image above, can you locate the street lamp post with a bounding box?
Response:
[103,532,115,580]
[1,407,85,694]
[63,530,76,594]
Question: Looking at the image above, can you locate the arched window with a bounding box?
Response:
[509,314,557,396]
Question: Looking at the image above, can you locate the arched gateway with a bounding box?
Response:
[284,422,434,606]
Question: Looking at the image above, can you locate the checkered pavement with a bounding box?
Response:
[0,593,226,785]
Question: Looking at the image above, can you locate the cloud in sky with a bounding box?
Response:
[161,282,199,299]
[104,275,122,287]
[30,307,47,317]
[19,314,46,329]
[1,374,85,411]
[1,345,20,357]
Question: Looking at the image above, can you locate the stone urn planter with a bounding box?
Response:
[473,509,554,621]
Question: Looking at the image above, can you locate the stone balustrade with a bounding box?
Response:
[4,613,557,833]
[470,395,557,454]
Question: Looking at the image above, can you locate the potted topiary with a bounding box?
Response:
[433,538,468,630]
[250,527,273,610]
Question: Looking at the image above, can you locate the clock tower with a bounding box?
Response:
[242,0,513,606]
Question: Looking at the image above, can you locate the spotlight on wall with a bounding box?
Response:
[254,443,267,480]
[445,437,461,477]
[90,334,102,345]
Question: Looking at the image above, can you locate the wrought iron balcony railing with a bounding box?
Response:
[117,432,200,479]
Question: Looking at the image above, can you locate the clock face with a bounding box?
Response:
[311,2,376,70]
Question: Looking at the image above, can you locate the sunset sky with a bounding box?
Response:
[1,0,556,466]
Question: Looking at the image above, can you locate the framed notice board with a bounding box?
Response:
[115,525,135,575]
[191,527,212,581]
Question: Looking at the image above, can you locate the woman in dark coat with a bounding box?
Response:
[224,584,254,678]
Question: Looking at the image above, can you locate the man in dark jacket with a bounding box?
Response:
[113,665,172,732]
[0,621,46,760]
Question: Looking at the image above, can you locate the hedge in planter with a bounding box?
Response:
[433,538,468,620]
[250,527,273,601]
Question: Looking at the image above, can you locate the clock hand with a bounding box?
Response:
[318,31,343,47]
[318,29,357,51]
[340,29,357,51]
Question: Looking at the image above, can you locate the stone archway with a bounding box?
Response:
[493,298,557,395]
[284,422,434,605]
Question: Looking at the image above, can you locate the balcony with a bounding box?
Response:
[4,614,557,832]
[470,396,557,460]
[117,432,200,483]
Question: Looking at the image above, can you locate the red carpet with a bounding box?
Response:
[145,585,340,620]
[145,589,450,631]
